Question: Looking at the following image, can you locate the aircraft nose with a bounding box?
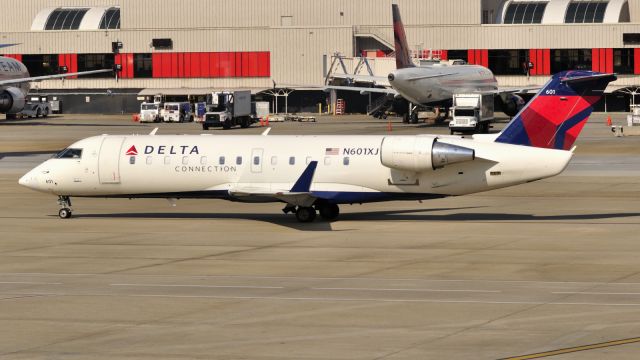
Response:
[18,170,39,190]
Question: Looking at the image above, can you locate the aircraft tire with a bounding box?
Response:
[318,203,339,221]
[36,109,41,118]
[295,207,316,223]
[58,208,72,219]
[42,108,49,118]
[202,124,209,130]
[410,112,418,124]
[222,119,232,130]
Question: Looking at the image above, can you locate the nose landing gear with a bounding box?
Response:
[57,196,72,219]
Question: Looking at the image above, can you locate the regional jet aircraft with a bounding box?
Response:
[19,70,615,222]
[327,4,533,122]
[0,52,112,118]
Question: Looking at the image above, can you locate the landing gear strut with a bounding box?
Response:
[57,196,72,219]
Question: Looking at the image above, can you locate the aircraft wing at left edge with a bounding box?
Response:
[0,69,113,86]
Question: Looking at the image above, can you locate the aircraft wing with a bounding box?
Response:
[325,85,398,95]
[228,161,319,207]
[329,73,389,85]
[494,86,540,95]
[0,69,113,86]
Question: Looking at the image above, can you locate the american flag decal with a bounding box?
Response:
[325,147,339,155]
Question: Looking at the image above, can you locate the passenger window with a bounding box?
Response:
[164,156,170,165]
[324,157,331,166]
[219,156,225,165]
[271,156,277,165]
[253,156,260,165]
[289,156,295,165]
[236,156,243,165]
[182,156,188,165]
[343,157,350,166]
[129,156,135,165]
[55,148,82,159]
[200,156,207,165]
[146,156,152,165]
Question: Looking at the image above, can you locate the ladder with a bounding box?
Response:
[335,99,346,115]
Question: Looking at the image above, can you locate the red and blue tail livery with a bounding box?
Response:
[495,71,616,150]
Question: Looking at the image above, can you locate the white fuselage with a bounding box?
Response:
[388,65,497,106]
[0,56,30,95]
[20,134,573,204]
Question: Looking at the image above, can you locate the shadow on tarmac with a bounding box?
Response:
[65,207,640,230]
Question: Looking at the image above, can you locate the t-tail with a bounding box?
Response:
[392,4,414,70]
[495,70,616,150]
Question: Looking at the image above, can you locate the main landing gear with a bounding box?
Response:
[283,202,340,223]
[57,196,72,219]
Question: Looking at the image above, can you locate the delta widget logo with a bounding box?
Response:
[125,145,138,156]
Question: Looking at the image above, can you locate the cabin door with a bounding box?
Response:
[98,137,126,184]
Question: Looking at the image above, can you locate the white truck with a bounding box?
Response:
[139,102,161,123]
[449,93,494,134]
[161,102,193,123]
[203,90,254,130]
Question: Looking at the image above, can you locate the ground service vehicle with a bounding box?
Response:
[16,96,50,118]
[139,102,161,123]
[203,90,253,130]
[162,102,193,123]
[449,93,494,134]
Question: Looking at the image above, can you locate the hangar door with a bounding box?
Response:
[98,137,126,184]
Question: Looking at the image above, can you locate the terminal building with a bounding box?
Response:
[1,0,639,113]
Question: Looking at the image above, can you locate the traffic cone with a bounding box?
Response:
[265,116,270,126]
[259,118,264,127]
[606,115,612,126]
[387,120,392,132]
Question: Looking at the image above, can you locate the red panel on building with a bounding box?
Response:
[468,50,475,64]
[160,53,170,78]
[152,53,162,78]
[200,53,209,78]
[184,53,191,78]
[169,53,177,78]
[210,52,220,78]
[241,52,250,77]
[218,52,230,77]
[440,50,448,61]
[257,52,270,77]
[529,50,537,75]
[247,52,258,77]
[542,49,550,75]
[592,49,599,71]
[635,48,640,74]
[605,48,614,73]
[190,52,200,77]
[234,52,241,77]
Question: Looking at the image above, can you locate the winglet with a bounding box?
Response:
[291,161,318,192]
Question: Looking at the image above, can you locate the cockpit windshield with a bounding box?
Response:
[54,148,83,159]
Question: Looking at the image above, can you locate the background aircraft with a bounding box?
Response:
[327,4,534,123]
[19,71,615,222]
[0,50,112,119]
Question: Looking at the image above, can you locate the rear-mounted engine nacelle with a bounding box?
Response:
[380,136,475,172]
[0,87,26,114]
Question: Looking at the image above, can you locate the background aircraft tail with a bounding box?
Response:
[495,71,616,150]
[392,4,414,70]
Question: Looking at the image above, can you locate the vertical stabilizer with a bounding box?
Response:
[495,71,616,150]
[392,4,414,69]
